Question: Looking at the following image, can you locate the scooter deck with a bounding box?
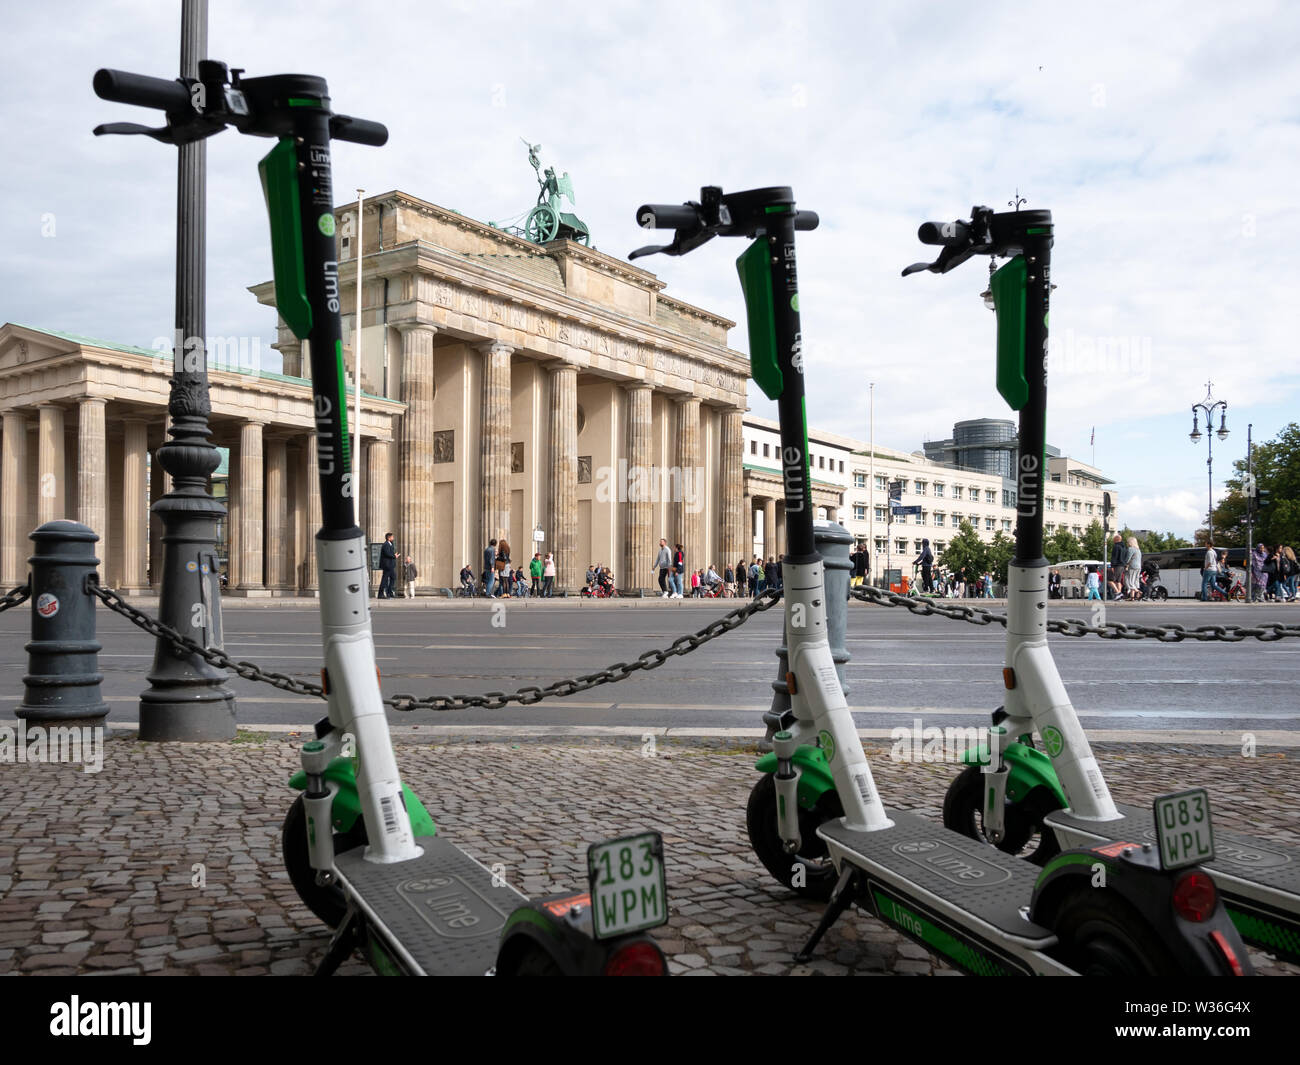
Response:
[819,812,1063,976]
[1047,804,1300,962]
[333,836,525,975]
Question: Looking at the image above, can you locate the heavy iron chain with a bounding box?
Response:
[88,578,326,698]
[849,583,1300,642]
[88,575,784,710]
[0,584,31,613]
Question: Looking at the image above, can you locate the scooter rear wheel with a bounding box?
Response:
[282,795,368,928]
[1051,887,1182,975]
[746,773,845,901]
[942,765,1062,866]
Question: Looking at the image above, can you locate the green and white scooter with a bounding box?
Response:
[634,189,1251,975]
[915,208,1300,964]
[95,59,667,976]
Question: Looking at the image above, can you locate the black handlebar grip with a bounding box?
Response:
[330,114,389,147]
[93,68,192,112]
[918,220,969,246]
[636,204,699,230]
[794,210,819,231]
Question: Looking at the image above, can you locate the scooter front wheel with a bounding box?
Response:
[281,795,368,928]
[745,773,844,901]
[942,765,1061,866]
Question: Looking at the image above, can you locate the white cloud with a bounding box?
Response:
[1121,490,1205,535]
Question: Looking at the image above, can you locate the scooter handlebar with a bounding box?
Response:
[918,219,970,246]
[637,204,700,230]
[794,210,819,231]
[330,113,388,146]
[93,68,192,112]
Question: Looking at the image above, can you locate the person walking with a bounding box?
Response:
[530,552,543,596]
[1124,535,1142,601]
[914,538,934,594]
[671,543,685,599]
[483,538,498,598]
[735,558,747,597]
[1201,541,1219,602]
[543,552,556,597]
[378,532,398,599]
[403,555,418,599]
[1108,533,1125,601]
[1284,545,1299,601]
[495,537,512,597]
[653,538,672,598]
[750,558,764,596]
[1085,565,1102,600]
[852,543,869,588]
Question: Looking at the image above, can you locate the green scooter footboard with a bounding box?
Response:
[289,757,436,836]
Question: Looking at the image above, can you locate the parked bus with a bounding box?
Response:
[1143,547,1249,600]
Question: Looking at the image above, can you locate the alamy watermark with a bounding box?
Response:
[594,460,706,513]
[151,330,264,374]
[0,720,104,774]
[889,718,1002,767]
[1047,328,1151,382]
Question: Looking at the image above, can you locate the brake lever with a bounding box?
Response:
[900,240,990,277]
[93,121,177,143]
[628,227,716,260]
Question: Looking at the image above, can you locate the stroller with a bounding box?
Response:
[1138,558,1163,600]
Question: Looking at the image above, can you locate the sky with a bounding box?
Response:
[2,0,1297,539]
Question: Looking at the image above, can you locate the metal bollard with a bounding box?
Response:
[16,521,109,727]
[760,520,853,749]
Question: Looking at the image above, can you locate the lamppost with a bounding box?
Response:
[1189,381,1229,542]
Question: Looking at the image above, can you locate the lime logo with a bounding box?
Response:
[1042,727,1064,758]
[318,214,336,237]
[790,293,800,311]
[819,730,835,762]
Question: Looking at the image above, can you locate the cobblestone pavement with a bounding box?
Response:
[1,735,1295,976]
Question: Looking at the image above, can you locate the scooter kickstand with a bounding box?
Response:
[315,905,362,976]
[794,865,859,963]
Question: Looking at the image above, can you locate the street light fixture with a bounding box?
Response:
[1189,381,1228,541]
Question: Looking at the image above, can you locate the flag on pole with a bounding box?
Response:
[1090,426,1095,446]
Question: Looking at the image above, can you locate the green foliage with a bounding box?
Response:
[1137,530,1192,554]
[1044,528,1083,564]
[987,531,1016,582]
[938,521,987,578]
[1080,519,1108,561]
[1206,422,1300,548]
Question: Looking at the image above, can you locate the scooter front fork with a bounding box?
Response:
[301,737,340,882]
[773,731,802,853]
[981,725,1009,845]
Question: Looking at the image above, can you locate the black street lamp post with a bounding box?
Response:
[1189,381,1229,543]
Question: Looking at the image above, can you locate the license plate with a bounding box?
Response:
[587,831,668,940]
[1153,788,1215,870]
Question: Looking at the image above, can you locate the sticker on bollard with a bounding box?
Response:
[36,593,59,618]
[587,831,668,939]
[1154,788,1216,871]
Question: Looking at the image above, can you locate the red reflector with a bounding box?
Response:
[1002,667,1015,690]
[603,941,666,976]
[1210,930,1246,976]
[1172,871,1217,923]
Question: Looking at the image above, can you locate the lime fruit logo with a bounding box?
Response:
[318,214,336,236]
[791,293,800,311]
[1042,727,1064,758]
[819,730,836,762]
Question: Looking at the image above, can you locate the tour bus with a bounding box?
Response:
[1144,547,1249,600]
[1054,559,1105,598]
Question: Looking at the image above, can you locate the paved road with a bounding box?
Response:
[3,597,1296,738]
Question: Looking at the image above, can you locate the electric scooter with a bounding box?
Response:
[94,60,667,976]
[633,189,1251,975]
[910,207,1300,966]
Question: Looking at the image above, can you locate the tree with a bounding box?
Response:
[938,521,987,581]
[1080,519,1107,562]
[1044,528,1083,564]
[1137,530,1191,554]
[987,531,1016,582]
[1207,422,1299,549]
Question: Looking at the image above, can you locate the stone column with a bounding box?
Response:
[775,501,787,557]
[37,405,66,525]
[77,399,107,567]
[303,433,321,593]
[675,396,701,571]
[279,340,303,378]
[720,407,744,567]
[743,493,755,558]
[548,364,578,590]
[624,383,654,592]
[265,436,289,592]
[367,438,391,593]
[398,323,437,583]
[150,425,166,589]
[480,341,513,548]
[122,419,149,591]
[236,420,265,594]
[762,496,776,559]
[1,410,29,585]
